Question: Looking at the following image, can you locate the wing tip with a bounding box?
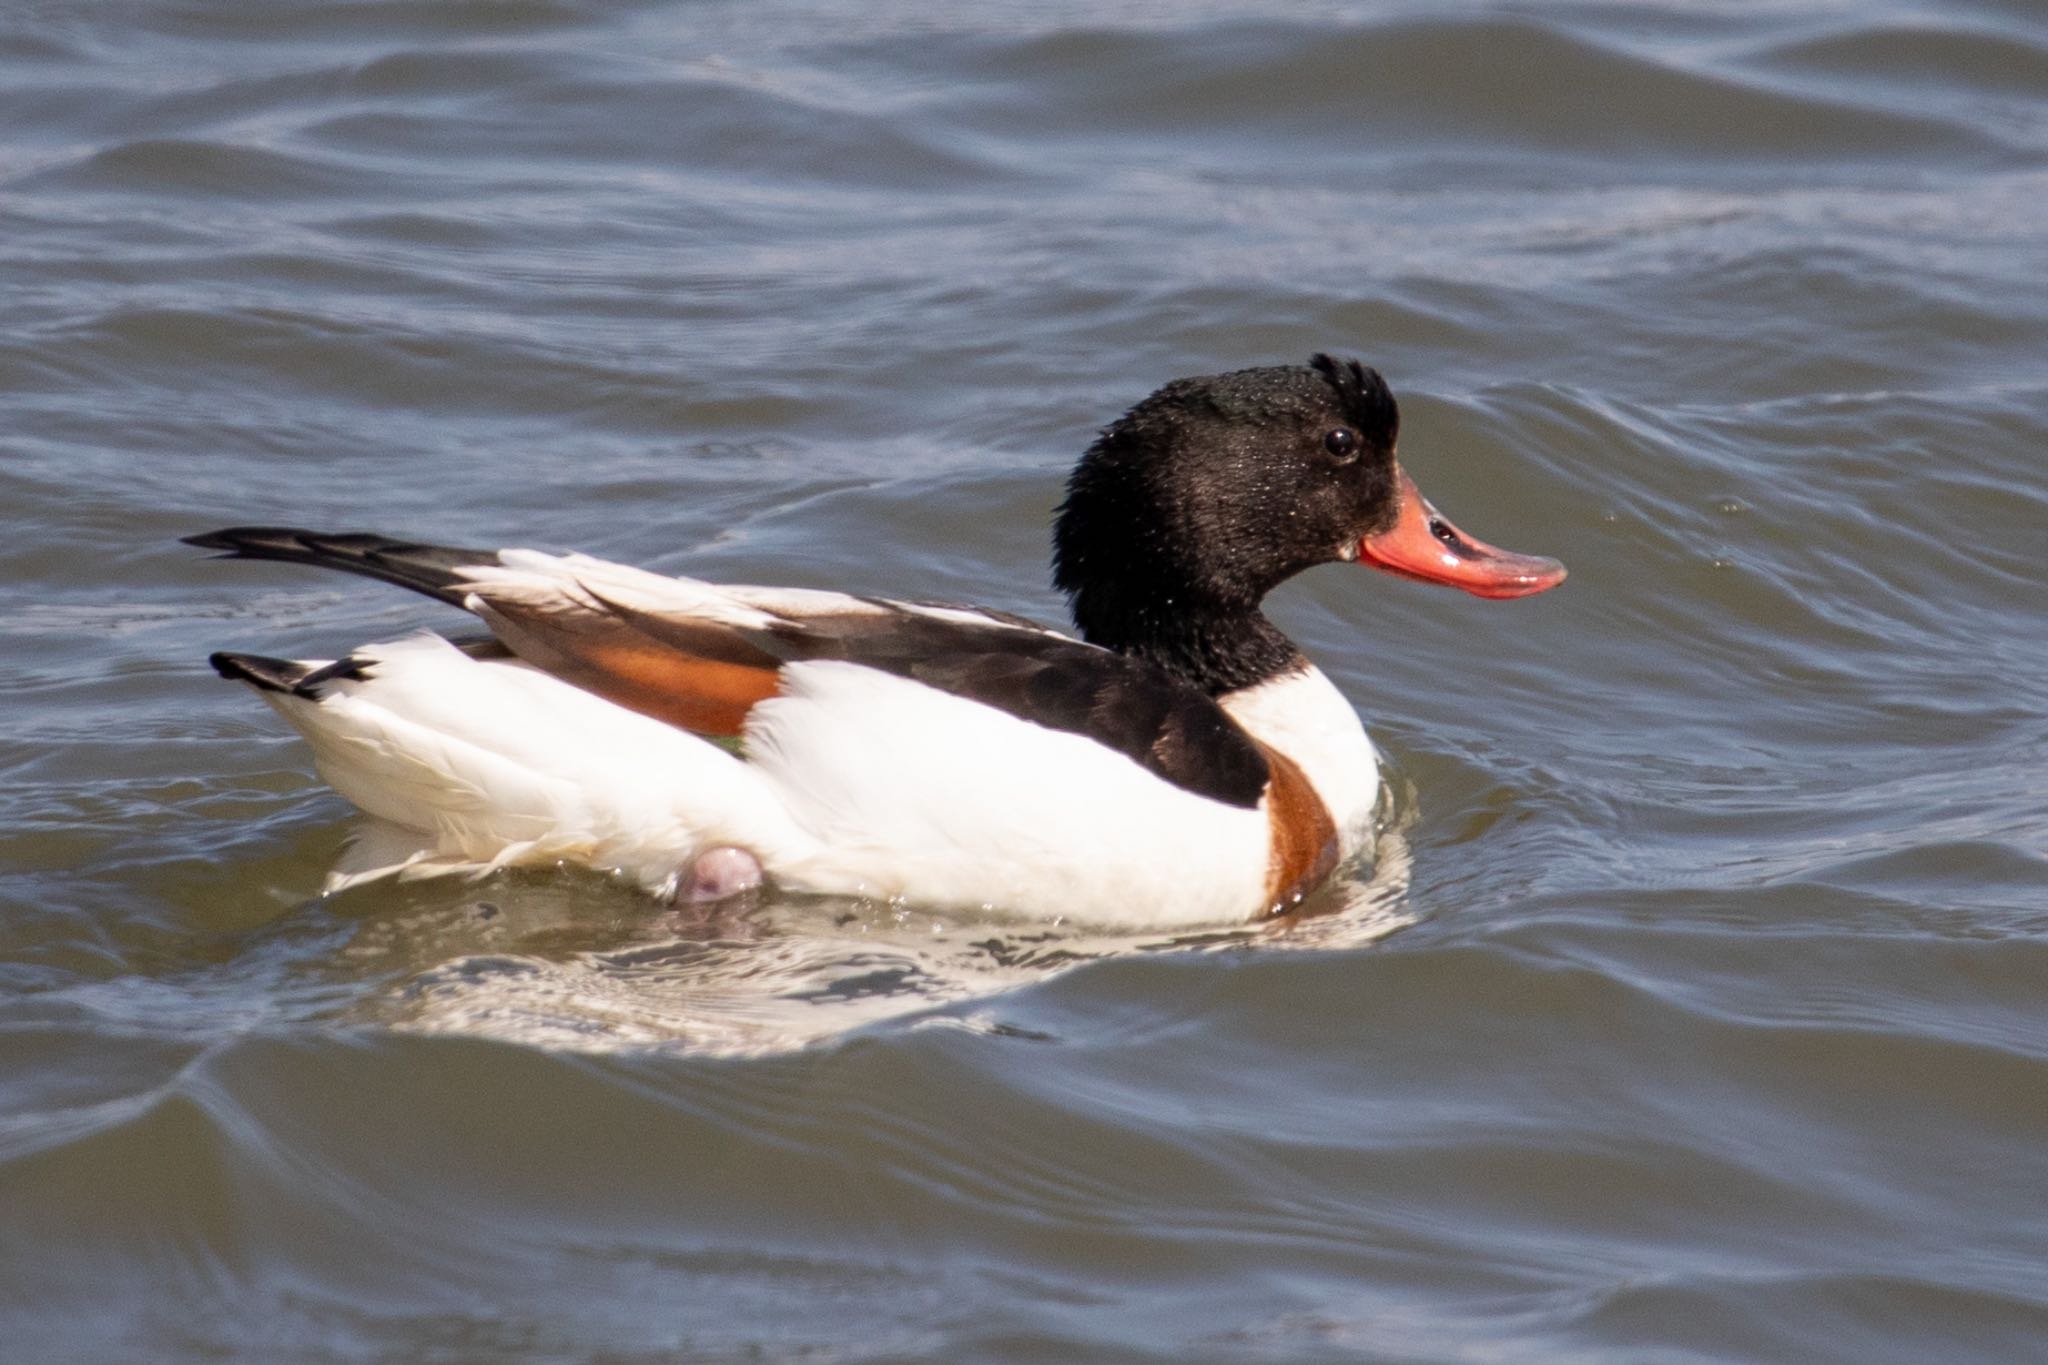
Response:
[180,527,499,605]
[182,525,322,556]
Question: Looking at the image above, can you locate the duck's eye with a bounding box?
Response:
[1323,428,1358,460]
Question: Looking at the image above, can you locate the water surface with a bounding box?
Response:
[4,1,2047,1360]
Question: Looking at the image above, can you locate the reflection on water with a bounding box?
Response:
[341,817,1416,1055]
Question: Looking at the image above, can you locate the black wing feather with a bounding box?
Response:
[758,608,1271,809]
[183,526,499,607]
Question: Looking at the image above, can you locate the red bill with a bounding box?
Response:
[1357,469,1566,600]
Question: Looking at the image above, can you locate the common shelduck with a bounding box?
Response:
[188,356,1564,928]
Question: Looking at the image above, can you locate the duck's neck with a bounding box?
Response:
[1052,431,1315,696]
[1069,588,1306,696]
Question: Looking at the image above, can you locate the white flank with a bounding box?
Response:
[261,635,817,892]
[744,661,1272,927]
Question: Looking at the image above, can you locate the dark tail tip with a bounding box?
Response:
[208,650,312,692]
[208,650,372,696]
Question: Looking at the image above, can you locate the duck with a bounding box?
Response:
[187,355,1564,928]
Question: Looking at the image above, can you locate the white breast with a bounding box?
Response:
[1220,665,1381,860]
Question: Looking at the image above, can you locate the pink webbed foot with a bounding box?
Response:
[675,845,765,904]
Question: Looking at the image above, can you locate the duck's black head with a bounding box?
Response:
[1053,354,1564,695]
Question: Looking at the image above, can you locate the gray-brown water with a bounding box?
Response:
[5,1,2048,1360]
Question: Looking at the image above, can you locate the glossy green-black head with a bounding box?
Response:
[1056,355,1400,607]
[1052,354,1565,690]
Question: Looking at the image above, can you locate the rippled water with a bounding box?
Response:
[5,1,2048,1359]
